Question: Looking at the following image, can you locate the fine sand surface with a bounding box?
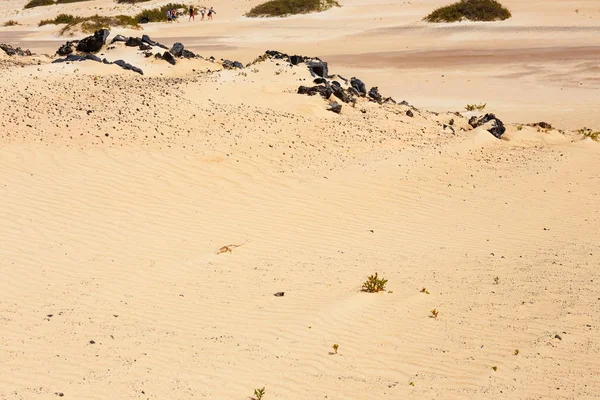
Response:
[1,1,600,399]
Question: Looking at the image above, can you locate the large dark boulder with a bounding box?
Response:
[368,87,382,103]
[350,77,367,96]
[306,60,328,78]
[141,34,157,46]
[332,85,354,104]
[170,42,185,57]
[125,37,143,47]
[76,29,109,53]
[182,49,197,59]
[290,55,303,65]
[297,85,332,99]
[111,35,127,44]
[223,59,243,69]
[162,51,176,65]
[469,113,506,139]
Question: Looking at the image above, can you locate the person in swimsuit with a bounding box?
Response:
[166,9,172,22]
[189,5,195,21]
[200,7,206,20]
[208,7,215,20]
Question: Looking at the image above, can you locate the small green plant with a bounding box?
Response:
[420,287,430,294]
[332,344,339,354]
[362,272,388,292]
[3,20,20,26]
[251,387,265,400]
[465,103,486,111]
[492,366,497,372]
[425,0,511,23]
[409,381,415,386]
[430,308,439,318]
[517,125,523,131]
[578,128,599,141]
[494,276,499,285]
[24,0,55,9]
[514,349,519,355]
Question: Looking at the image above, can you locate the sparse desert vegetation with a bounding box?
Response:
[3,20,19,26]
[57,14,138,34]
[39,13,77,26]
[24,0,55,9]
[135,3,188,22]
[251,387,265,400]
[246,0,340,17]
[430,308,439,318]
[425,0,511,23]
[578,128,599,141]
[362,272,387,292]
[332,344,339,354]
[465,103,487,111]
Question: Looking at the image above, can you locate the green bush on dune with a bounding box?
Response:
[56,0,94,3]
[246,0,340,17]
[116,0,151,3]
[39,13,78,26]
[134,3,188,22]
[24,0,55,9]
[425,0,511,23]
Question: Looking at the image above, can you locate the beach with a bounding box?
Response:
[1,0,599,399]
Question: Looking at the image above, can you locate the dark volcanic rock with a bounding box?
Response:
[328,102,342,114]
[306,60,328,78]
[265,50,289,60]
[125,37,143,47]
[162,51,176,65]
[111,35,127,44]
[289,55,303,65]
[223,59,243,69]
[170,42,185,57]
[139,43,152,51]
[332,85,354,104]
[182,49,197,59]
[141,35,157,46]
[406,110,414,118]
[56,42,75,56]
[313,77,327,85]
[297,85,332,99]
[53,54,102,63]
[350,77,367,96]
[0,44,32,56]
[469,113,506,139]
[113,59,143,75]
[76,29,109,53]
[368,86,382,103]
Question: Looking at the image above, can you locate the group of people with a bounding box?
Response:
[183,6,216,21]
[166,6,215,22]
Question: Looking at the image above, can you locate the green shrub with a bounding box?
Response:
[39,13,78,26]
[134,3,188,22]
[465,103,486,111]
[251,387,265,400]
[56,0,93,3]
[425,0,511,23]
[116,0,151,3]
[24,0,55,9]
[362,272,388,292]
[3,20,20,26]
[246,0,340,17]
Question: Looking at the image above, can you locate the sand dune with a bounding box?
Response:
[1,0,600,399]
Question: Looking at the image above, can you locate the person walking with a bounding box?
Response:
[189,5,195,21]
[200,7,206,20]
[207,6,215,20]
[166,9,172,22]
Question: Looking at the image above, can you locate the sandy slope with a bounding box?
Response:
[1,44,600,399]
[1,1,600,399]
[1,0,600,128]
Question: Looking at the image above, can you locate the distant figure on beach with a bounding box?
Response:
[200,7,206,20]
[189,5,195,21]
[166,9,172,22]
[208,7,215,20]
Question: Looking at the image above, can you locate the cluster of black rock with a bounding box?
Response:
[0,44,33,56]
[263,50,399,114]
[468,113,506,138]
